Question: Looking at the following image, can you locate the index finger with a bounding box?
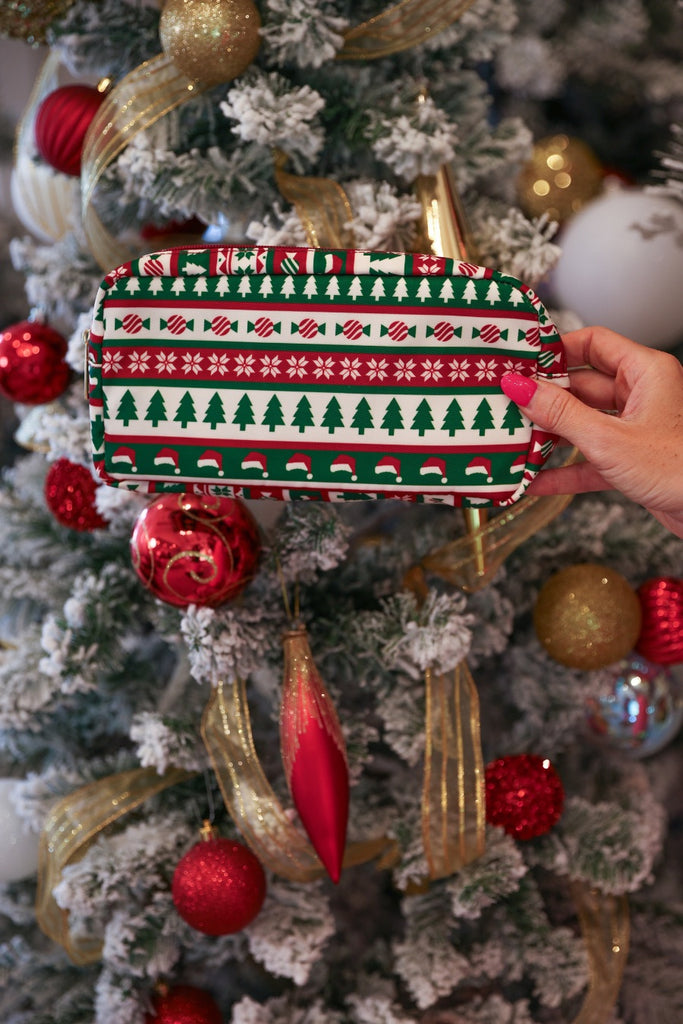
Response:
[560,326,647,375]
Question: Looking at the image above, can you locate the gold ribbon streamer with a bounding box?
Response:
[81,54,210,270]
[202,679,397,881]
[422,662,485,878]
[36,766,191,965]
[571,882,630,1024]
[339,0,479,60]
[273,151,356,250]
[421,450,581,593]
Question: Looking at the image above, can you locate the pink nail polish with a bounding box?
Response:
[500,372,537,406]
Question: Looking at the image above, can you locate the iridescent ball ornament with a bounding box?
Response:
[586,653,683,758]
[534,563,642,671]
[0,778,39,883]
[172,826,266,935]
[146,984,222,1024]
[130,493,261,608]
[635,576,683,666]
[484,754,564,841]
[0,319,70,405]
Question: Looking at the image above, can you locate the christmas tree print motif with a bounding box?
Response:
[233,393,255,431]
[291,395,314,433]
[463,279,478,305]
[381,397,404,436]
[485,280,501,304]
[472,397,495,435]
[441,397,465,436]
[145,390,168,428]
[203,392,226,430]
[91,415,104,451]
[502,400,525,434]
[174,391,197,428]
[321,396,344,433]
[351,397,374,435]
[116,389,138,425]
[262,394,285,432]
[411,398,434,436]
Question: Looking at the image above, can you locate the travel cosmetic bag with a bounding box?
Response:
[87,245,568,507]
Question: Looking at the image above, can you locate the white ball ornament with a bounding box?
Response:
[0,778,39,883]
[550,187,683,351]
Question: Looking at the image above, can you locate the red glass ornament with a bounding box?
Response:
[172,829,266,935]
[635,577,683,666]
[484,754,564,841]
[34,84,104,177]
[45,458,108,531]
[130,493,260,608]
[0,319,70,405]
[280,625,349,883]
[146,984,222,1024]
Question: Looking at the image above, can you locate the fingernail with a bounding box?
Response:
[500,372,538,406]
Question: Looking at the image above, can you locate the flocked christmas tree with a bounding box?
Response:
[0,2,683,1023]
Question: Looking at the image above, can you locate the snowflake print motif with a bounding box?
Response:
[313,355,335,379]
[339,356,362,380]
[155,351,177,374]
[260,354,281,377]
[286,354,308,379]
[394,358,416,382]
[367,357,389,381]
[128,350,150,374]
[501,358,528,376]
[102,350,124,374]
[207,352,230,376]
[474,358,497,382]
[234,353,255,376]
[182,352,204,375]
[448,357,471,382]
[421,358,443,382]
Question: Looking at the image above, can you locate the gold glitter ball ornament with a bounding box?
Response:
[159,0,261,88]
[517,134,604,223]
[0,0,77,43]
[533,563,642,671]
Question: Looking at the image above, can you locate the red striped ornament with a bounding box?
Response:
[636,577,683,665]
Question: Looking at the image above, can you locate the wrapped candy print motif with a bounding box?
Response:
[87,246,569,507]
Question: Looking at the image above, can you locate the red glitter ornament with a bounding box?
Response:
[45,458,108,532]
[279,624,349,883]
[635,577,683,666]
[484,754,564,841]
[172,827,266,935]
[146,984,222,1024]
[0,319,70,405]
[130,493,260,608]
[34,84,104,177]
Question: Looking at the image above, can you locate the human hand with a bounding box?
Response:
[501,326,683,539]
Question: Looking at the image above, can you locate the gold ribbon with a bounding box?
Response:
[202,679,397,882]
[339,0,479,60]
[81,54,211,270]
[273,150,356,249]
[36,765,192,965]
[422,662,485,878]
[571,882,630,1024]
[420,454,580,593]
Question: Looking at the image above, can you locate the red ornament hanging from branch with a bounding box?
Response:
[35,84,105,177]
[279,624,349,883]
[145,984,222,1024]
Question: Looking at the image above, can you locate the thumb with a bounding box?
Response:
[500,371,612,450]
